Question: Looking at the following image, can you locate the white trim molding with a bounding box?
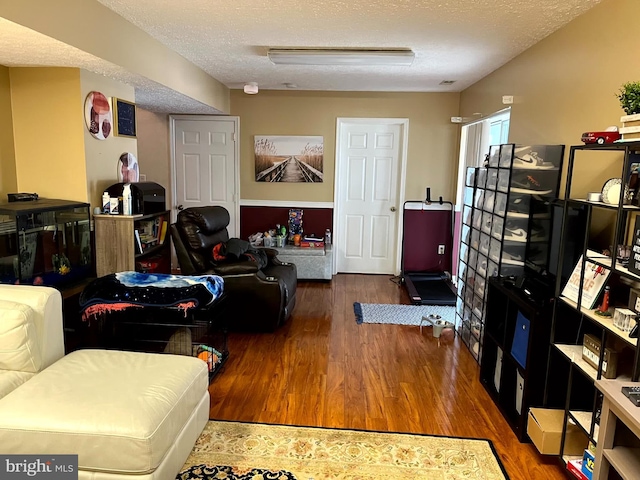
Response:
[240,200,334,209]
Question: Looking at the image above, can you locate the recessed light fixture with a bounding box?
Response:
[439,80,456,85]
[267,48,415,66]
[243,82,259,94]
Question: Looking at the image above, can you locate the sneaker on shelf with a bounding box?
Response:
[529,222,547,242]
[513,150,555,170]
[501,250,525,265]
[502,248,524,262]
[504,220,527,242]
[507,195,530,216]
[484,194,495,212]
[477,259,487,276]
[527,245,547,263]
[501,257,525,266]
[471,321,482,338]
[511,173,553,194]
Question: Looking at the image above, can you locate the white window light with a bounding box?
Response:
[267,49,415,66]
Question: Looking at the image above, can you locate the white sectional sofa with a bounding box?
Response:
[0,285,209,479]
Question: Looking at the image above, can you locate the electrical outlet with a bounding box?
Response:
[438,244,445,255]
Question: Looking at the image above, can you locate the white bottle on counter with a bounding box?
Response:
[122,184,132,215]
[102,191,110,214]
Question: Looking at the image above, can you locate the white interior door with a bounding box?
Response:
[335,119,408,274]
[171,116,239,236]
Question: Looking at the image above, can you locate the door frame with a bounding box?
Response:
[169,115,240,236]
[333,117,409,275]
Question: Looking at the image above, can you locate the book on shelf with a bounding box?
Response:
[159,219,168,244]
[566,459,588,480]
[134,230,143,254]
[561,255,610,310]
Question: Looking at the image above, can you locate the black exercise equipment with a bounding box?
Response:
[401,188,456,306]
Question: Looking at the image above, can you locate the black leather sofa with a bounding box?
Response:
[171,206,297,332]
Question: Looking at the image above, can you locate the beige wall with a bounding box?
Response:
[80,70,137,210]
[460,0,640,196]
[10,67,87,201]
[0,0,229,113]
[136,108,171,207]
[0,65,16,198]
[231,90,461,202]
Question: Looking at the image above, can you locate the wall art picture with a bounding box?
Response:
[255,135,324,182]
[113,98,137,137]
[118,152,139,183]
[84,91,112,140]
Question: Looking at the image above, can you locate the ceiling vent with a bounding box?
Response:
[439,80,456,85]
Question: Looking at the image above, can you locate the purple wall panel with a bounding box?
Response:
[402,209,452,273]
[240,206,333,240]
[452,210,462,276]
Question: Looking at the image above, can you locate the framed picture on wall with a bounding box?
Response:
[254,135,324,182]
[113,98,137,138]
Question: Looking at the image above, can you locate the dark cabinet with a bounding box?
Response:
[480,277,553,441]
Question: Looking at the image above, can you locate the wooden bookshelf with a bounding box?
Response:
[95,211,171,277]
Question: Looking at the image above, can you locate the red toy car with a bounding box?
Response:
[581,126,621,145]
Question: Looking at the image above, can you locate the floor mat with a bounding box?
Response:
[353,302,455,325]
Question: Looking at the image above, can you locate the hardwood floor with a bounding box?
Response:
[209,274,566,480]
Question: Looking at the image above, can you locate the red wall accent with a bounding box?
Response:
[240,206,333,240]
[402,209,453,273]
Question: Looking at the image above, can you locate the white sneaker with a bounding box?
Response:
[513,151,554,170]
[504,226,527,242]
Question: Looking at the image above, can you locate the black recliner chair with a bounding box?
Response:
[171,206,297,332]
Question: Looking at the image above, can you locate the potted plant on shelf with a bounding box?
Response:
[618,81,640,141]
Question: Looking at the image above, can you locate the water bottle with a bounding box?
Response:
[122,184,133,215]
[325,228,332,245]
[102,191,110,214]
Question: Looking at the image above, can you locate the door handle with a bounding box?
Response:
[176,204,184,211]
[390,206,396,212]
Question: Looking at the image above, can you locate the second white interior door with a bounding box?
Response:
[335,119,406,274]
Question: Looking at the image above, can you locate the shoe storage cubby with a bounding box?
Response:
[543,142,640,475]
[456,144,563,363]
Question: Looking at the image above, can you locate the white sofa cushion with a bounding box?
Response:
[0,370,35,399]
[0,300,42,373]
[0,285,64,370]
[0,349,209,474]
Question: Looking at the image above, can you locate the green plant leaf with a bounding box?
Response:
[618,81,640,115]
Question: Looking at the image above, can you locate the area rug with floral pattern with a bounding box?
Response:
[177,420,509,479]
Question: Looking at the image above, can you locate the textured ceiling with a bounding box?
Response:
[96,0,602,92]
[0,1,602,112]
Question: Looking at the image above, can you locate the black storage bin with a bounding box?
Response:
[106,182,166,215]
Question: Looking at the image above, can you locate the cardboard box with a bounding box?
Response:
[527,408,587,455]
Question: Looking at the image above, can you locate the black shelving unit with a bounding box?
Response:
[545,142,640,471]
[479,276,554,441]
